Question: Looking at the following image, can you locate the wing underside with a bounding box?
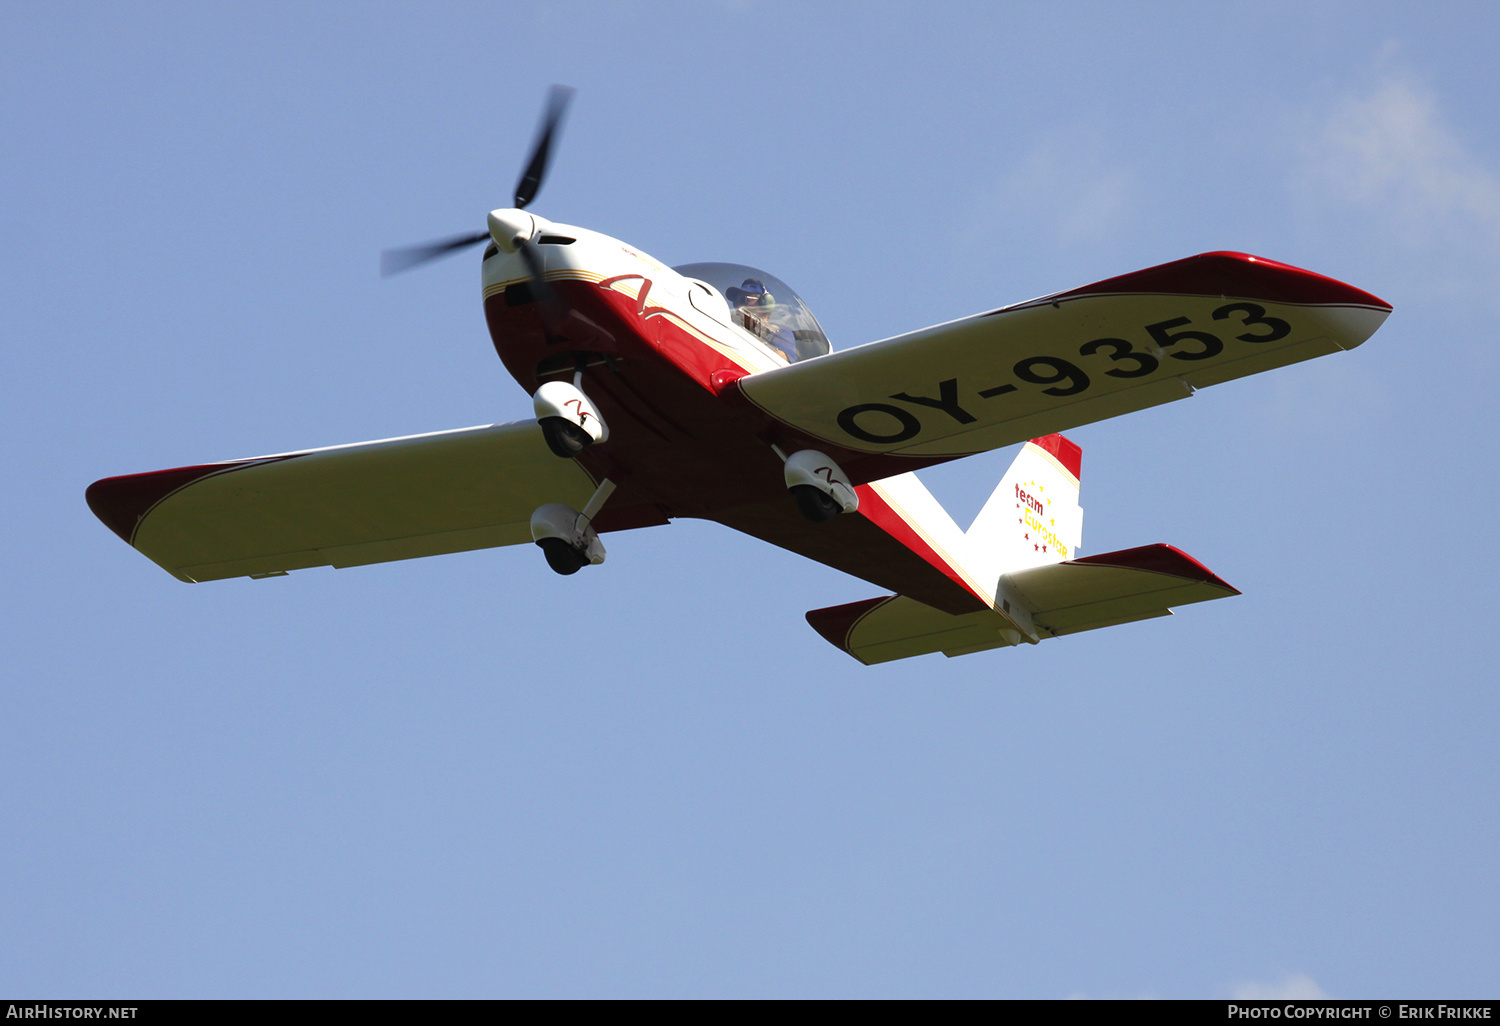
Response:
[87,421,616,582]
[738,252,1391,463]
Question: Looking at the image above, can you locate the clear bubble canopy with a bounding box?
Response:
[673,262,832,363]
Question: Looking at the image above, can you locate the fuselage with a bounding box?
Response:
[479,218,953,536]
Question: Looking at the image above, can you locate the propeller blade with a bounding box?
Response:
[380,86,576,279]
[514,85,575,211]
[380,230,491,277]
[517,236,567,337]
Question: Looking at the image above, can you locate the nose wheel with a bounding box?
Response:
[539,416,592,458]
[534,372,608,459]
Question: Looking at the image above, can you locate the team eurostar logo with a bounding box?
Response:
[1014,479,1067,558]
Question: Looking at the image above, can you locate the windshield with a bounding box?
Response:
[673,262,831,362]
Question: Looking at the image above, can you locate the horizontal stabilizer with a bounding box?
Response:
[806,544,1238,664]
[1005,543,1239,636]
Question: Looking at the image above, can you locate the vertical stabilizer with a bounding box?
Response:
[965,434,1083,594]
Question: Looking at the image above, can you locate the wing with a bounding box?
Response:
[738,252,1390,459]
[86,421,664,582]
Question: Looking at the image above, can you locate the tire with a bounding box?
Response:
[537,537,589,575]
[539,417,591,459]
[791,484,842,524]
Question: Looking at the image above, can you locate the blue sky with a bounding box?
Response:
[3,0,1496,998]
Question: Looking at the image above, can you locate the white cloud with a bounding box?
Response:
[1304,74,1500,249]
[1231,973,1329,1000]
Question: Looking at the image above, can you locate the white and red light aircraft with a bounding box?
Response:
[87,88,1391,664]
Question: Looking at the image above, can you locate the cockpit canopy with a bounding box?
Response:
[673,262,832,363]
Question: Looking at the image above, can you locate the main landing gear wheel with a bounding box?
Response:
[537,537,590,575]
[539,416,591,459]
[791,484,842,524]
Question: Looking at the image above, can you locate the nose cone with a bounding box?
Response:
[487,209,535,252]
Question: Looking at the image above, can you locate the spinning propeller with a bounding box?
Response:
[380,85,576,311]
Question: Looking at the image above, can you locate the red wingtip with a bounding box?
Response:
[86,464,229,544]
[85,455,298,545]
[1070,543,1240,594]
[1029,433,1082,481]
[1051,251,1391,310]
[805,596,894,653]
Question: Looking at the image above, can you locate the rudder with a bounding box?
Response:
[965,433,1083,594]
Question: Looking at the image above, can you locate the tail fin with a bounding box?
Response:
[965,433,1083,592]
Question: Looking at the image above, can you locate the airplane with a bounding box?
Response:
[85,87,1391,665]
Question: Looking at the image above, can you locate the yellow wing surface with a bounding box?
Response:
[87,422,600,582]
[807,544,1242,665]
[738,252,1390,458]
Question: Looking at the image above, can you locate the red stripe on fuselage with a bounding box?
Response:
[854,483,989,608]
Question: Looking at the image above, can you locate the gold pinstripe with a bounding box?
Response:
[483,265,786,374]
[481,268,607,300]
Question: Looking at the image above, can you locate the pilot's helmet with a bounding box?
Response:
[726,278,772,308]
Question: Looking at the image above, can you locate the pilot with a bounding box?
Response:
[725,278,796,362]
[725,278,770,317]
